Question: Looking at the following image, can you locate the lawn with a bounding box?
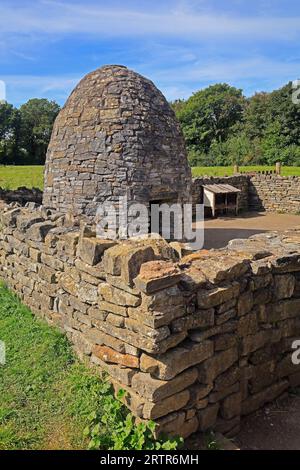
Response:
[0,284,179,450]
[0,165,299,192]
[192,166,300,177]
[0,284,107,450]
[0,165,44,190]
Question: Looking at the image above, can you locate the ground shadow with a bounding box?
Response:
[204,227,267,250]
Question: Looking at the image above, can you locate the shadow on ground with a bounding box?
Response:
[235,392,300,450]
[204,228,266,250]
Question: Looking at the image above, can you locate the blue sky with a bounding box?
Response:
[1,0,300,107]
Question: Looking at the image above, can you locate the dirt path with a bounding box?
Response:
[234,392,300,450]
[201,212,300,249]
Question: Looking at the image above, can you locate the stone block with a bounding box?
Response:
[143,389,190,420]
[214,333,237,351]
[131,368,198,402]
[92,345,139,368]
[171,308,214,333]
[189,320,236,343]
[221,392,242,419]
[103,244,156,286]
[99,283,141,307]
[134,260,181,294]
[27,222,56,242]
[274,274,295,299]
[197,283,240,309]
[237,291,253,316]
[237,312,257,337]
[78,237,116,265]
[91,355,137,386]
[140,340,214,380]
[198,403,219,431]
[198,347,238,383]
[209,382,239,403]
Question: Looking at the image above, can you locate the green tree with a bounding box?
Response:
[173,84,246,158]
[19,99,60,164]
[0,102,21,164]
[267,82,300,147]
[244,92,271,140]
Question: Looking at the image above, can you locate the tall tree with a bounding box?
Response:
[243,92,271,140]
[0,102,20,164]
[19,99,60,164]
[173,84,246,156]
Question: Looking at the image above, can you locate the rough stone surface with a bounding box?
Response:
[43,65,191,220]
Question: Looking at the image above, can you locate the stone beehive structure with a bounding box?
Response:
[43,65,191,219]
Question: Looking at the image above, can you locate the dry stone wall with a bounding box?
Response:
[0,187,42,206]
[1,203,300,439]
[192,173,300,215]
[249,174,300,213]
[192,175,249,213]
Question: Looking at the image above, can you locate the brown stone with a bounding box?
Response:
[189,320,236,342]
[91,355,137,385]
[131,368,198,402]
[197,283,240,309]
[99,283,141,307]
[214,333,237,351]
[134,260,181,294]
[140,340,214,380]
[198,403,219,431]
[103,244,156,286]
[198,347,238,383]
[171,308,214,333]
[143,389,190,420]
[237,312,257,337]
[215,365,240,391]
[98,300,127,316]
[216,309,236,326]
[221,391,242,419]
[92,345,139,368]
[249,361,276,393]
[78,237,116,266]
[27,222,56,242]
[237,291,254,316]
[188,383,213,406]
[209,382,239,403]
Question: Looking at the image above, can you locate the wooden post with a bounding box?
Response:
[233,164,239,174]
[275,162,281,175]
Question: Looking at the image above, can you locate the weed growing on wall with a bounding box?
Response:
[84,386,183,450]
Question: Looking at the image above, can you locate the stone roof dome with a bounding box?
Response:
[43,65,192,218]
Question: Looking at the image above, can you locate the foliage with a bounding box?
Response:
[172,80,300,167]
[0,284,181,450]
[84,386,182,450]
[174,83,245,156]
[0,99,60,165]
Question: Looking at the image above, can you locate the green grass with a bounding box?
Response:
[0,284,181,451]
[0,166,44,190]
[0,284,108,450]
[192,166,300,177]
[0,165,299,192]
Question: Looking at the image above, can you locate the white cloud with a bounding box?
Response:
[155,57,300,83]
[0,0,299,41]
[2,74,80,105]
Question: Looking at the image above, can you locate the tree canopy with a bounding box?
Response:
[0,81,299,167]
[0,98,60,165]
[172,80,300,166]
